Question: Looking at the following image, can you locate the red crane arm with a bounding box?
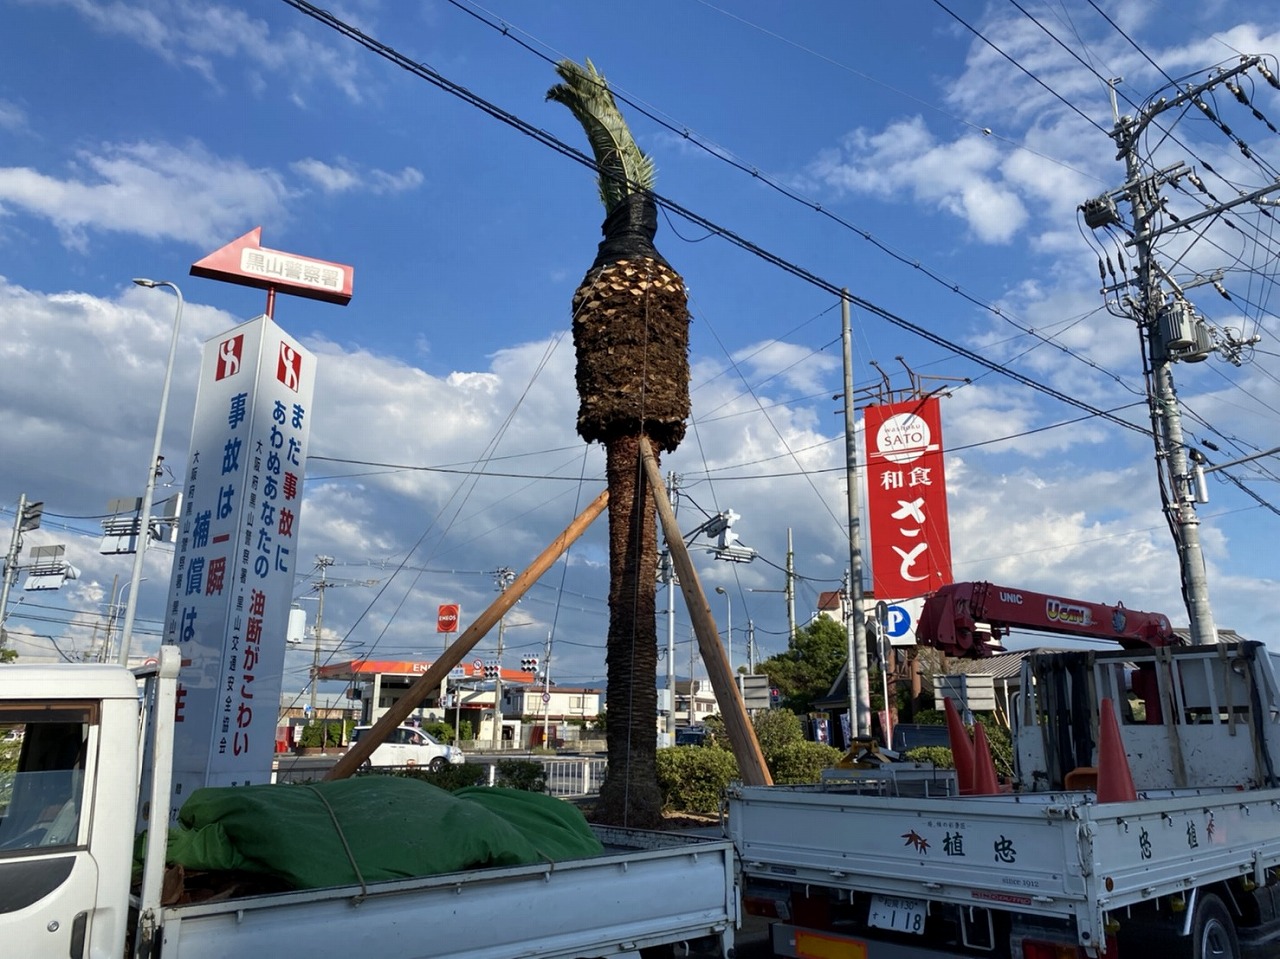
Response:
[915,581,1179,658]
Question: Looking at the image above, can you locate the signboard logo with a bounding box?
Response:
[876,412,934,465]
[216,334,244,381]
[277,343,302,392]
[437,603,460,633]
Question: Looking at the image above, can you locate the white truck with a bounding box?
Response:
[728,583,1280,959]
[0,647,739,959]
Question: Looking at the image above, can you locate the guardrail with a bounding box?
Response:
[480,756,607,798]
[274,752,608,797]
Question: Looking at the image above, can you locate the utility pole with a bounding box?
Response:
[841,290,872,737]
[661,471,680,748]
[748,527,795,648]
[1087,59,1277,644]
[491,567,516,750]
[689,627,697,726]
[1,494,43,646]
[309,556,334,714]
[541,631,553,751]
[785,528,795,641]
[747,619,756,672]
[100,573,120,663]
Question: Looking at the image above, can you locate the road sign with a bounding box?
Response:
[472,659,484,672]
[738,674,772,710]
[542,692,551,704]
[449,666,466,680]
[190,227,354,305]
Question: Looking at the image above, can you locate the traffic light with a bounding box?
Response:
[484,662,500,679]
[769,687,781,708]
[521,655,539,673]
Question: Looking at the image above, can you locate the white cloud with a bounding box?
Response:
[292,158,425,196]
[0,140,431,250]
[0,140,293,249]
[0,99,27,133]
[21,0,367,102]
[809,118,1029,243]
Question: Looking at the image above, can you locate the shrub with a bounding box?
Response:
[904,745,954,768]
[655,746,739,815]
[494,760,547,792]
[752,710,805,767]
[379,763,487,791]
[423,721,455,744]
[770,741,843,784]
[299,720,353,748]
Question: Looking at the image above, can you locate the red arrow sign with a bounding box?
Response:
[190,227,353,305]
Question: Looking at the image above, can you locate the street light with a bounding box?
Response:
[118,278,184,667]
[715,586,732,677]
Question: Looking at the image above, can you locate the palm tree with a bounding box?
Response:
[548,59,690,828]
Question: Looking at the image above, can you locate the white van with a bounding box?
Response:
[349,725,464,771]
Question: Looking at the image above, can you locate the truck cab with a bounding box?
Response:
[0,663,145,959]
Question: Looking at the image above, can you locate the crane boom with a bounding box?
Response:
[916,581,1180,658]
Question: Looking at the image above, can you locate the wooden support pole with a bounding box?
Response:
[326,489,609,780]
[638,437,772,786]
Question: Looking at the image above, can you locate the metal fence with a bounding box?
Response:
[482,756,607,798]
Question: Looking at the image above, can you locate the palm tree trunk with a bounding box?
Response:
[594,434,663,826]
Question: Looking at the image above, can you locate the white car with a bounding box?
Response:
[349,725,464,771]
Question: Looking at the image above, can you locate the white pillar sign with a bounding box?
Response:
[163,314,315,817]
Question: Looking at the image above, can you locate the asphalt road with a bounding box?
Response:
[732,915,775,958]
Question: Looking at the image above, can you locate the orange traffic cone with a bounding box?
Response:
[971,721,1000,796]
[943,697,975,795]
[1095,697,1138,803]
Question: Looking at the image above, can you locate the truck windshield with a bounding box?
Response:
[0,704,94,853]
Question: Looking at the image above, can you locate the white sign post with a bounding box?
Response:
[163,315,315,818]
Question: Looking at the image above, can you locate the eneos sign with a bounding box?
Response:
[437,603,460,633]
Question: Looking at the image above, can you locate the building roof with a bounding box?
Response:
[316,658,533,684]
[816,591,843,612]
[944,648,1056,680]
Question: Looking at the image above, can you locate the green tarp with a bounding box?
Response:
[166,777,604,890]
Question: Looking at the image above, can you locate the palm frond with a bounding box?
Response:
[547,58,656,213]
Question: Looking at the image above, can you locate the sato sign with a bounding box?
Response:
[163,314,315,819]
[863,396,953,600]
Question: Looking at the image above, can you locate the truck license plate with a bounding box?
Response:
[867,894,927,935]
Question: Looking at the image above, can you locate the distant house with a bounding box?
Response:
[672,678,721,726]
[503,685,602,725]
[811,590,846,625]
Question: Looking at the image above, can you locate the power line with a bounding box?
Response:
[280,0,1156,445]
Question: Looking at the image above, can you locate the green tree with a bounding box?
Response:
[750,708,805,766]
[757,615,848,713]
[548,59,691,828]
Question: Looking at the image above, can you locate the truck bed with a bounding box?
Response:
[728,782,1280,948]
[156,825,737,959]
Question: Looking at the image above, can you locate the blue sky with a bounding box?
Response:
[2,0,1279,699]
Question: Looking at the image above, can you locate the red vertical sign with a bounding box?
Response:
[863,396,953,598]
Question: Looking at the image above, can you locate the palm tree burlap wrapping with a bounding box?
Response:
[549,58,690,828]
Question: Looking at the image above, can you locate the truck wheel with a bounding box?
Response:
[1193,894,1239,959]
[429,757,447,772]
